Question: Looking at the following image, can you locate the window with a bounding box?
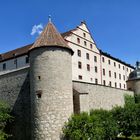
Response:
[95,78,98,84]
[84,41,87,46]
[77,50,81,57]
[14,59,17,68]
[3,63,6,70]
[90,44,93,49]
[77,38,80,44]
[78,61,82,69]
[114,72,117,78]
[94,56,97,62]
[83,33,86,37]
[0,55,2,61]
[119,83,121,88]
[87,64,90,71]
[103,68,105,76]
[78,75,82,80]
[109,81,112,87]
[123,66,125,70]
[114,62,116,67]
[118,64,120,69]
[115,82,117,88]
[26,57,29,63]
[109,71,111,77]
[14,59,17,64]
[102,57,105,62]
[124,84,126,89]
[103,80,106,86]
[123,75,125,81]
[119,74,121,80]
[127,68,128,72]
[95,66,98,73]
[36,90,42,98]
[86,53,89,60]
[38,76,41,80]
[108,60,111,65]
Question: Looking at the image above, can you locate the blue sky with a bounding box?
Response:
[0,0,140,66]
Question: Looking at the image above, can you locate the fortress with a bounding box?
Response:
[0,20,137,140]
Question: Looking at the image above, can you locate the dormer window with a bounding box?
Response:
[13,53,17,57]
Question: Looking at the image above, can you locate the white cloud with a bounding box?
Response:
[31,23,43,36]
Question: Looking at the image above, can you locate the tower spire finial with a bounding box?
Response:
[48,15,51,22]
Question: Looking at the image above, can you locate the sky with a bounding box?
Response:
[0,0,140,66]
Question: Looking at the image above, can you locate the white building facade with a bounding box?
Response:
[0,21,134,90]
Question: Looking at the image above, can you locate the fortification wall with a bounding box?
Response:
[0,67,30,140]
[0,67,135,140]
[73,81,134,112]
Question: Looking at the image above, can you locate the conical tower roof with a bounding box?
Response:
[30,21,73,53]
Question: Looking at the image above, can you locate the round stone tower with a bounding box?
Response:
[127,61,140,95]
[29,20,73,140]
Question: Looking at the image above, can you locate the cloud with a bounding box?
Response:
[31,23,43,36]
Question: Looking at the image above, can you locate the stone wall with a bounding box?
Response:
[73,81,134,112]
[0,67,30,140]
[0,67,135,140]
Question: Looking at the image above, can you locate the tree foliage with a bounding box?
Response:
[0,101,12,140]
[112,95,140,138]
[63,110,118,140]
[63,94,140,139]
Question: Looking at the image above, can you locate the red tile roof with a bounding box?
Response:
[0,44,32,62]
[30,21,72,52]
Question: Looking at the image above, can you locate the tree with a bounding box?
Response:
[63,110,118,140]
[0,101,12,140]
[112,95,140,138]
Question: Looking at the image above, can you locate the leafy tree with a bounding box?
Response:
[135,94,140,103]
[112,95,140,138]
[63,112,92,140]
[63,110,118,140]
[0,101,12,140]
[90,109,118,140]
[63,94,140,139]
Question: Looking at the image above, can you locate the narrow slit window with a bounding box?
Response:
[38,76,41,80]
[36,90,42,98]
